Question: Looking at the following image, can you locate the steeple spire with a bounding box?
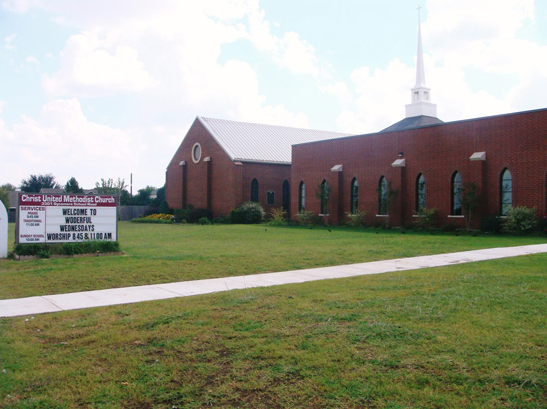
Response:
[405,7,437,118]
[415,9,426,87]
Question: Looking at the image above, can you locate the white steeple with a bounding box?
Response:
[405,8,437,118]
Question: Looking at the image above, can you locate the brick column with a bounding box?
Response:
[233,161,243,209]
[204,157,212,211]
[179,161,187,209]
[391,158,406,227]
[331,165,343,224]
[470,152,487,228]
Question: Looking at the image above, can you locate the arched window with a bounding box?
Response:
[320,179,329,215]
[500,168,512,216]
[378,176,388,215]
[298,181,305,212]
[250,178,259,202]
[416,174,426,212]
[451,172,462,215]
[350,178,359,214]
[282,180,290,212]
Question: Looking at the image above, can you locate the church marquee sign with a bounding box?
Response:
[17,194,117,244]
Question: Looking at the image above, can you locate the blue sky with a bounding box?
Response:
[1,0,546,191]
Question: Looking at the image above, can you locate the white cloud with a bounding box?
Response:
[319,81,353,106]
[42,30,157,97]
[35,0,314,128]
[1,99,143,188]
[245,3,325,79]
[1,0,34,13]
[424,0,546,116]
[334,59,413,133]
[4,34,16,50]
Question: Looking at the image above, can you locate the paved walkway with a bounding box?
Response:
[1,244,546,318]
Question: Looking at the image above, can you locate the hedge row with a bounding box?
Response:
[15,241,120,258]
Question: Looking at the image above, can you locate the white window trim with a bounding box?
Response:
[191,143,202,163]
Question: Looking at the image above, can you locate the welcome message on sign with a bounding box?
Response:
[17,194,117,244]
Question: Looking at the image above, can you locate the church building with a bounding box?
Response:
[166,18,546,228]
[165,116,349,216]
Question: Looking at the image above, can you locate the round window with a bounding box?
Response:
[191,143,202,163]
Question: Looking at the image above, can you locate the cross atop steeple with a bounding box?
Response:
[405,7,438,118]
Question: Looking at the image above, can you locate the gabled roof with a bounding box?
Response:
[380,115,444,133]
[198,117,351,164]
[40,188,65,194]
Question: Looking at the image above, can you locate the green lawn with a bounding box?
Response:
[0,222,545,299]
[1,254,545,408]
[0,224,545,408]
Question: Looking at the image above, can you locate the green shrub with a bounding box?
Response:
[173,208,187,223]
[61,243,83,255]
[441,223,458,233]
[131,213,173,223]
[230,202,265,224]
[230,208,245,224]
[198,216,211,225]
[269,207,287,226]
[345,210,366,228]
[188,208,213,224]
[414,207,438,231]
[98,241,120,253]
[143,208,159,217]
[212,216,230,224]
[504,206,537,234]
[15,241,120,257]
[296,210,316,226]
[539,216,547,234]
[158,200,171,214]
[481,215,502,234]
[14,243,39,256]
[37,249,51,259]
[131,217,172,224]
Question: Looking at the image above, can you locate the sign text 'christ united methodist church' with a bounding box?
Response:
[17,194,117,244]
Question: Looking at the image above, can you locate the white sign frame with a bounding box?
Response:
[0,200,7,258]
[16,194,118,244]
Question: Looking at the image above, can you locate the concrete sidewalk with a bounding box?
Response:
[1,244,546,318]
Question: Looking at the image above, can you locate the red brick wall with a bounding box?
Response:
[166,119,237,216]
[241,162,291,215]
[292,109,547,228]
[166,119,292,217]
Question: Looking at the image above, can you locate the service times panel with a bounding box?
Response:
[18,205,47,243]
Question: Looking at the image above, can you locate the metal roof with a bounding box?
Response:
[198,117,351,164]
[380,115,444,133]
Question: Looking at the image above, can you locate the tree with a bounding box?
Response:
[461,182,480,232]
[0,190,9,209]
[95,178,127,195]
[133,186,157,206]
[65,177,83,193]
[1,183,16,191]
[95,177,132,205]
[376,180,398,228]
[151,186,166,208]
[315,181,331,224]
[0,184,15,209]
[20,174,60,192]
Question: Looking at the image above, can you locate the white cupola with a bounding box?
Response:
[405,9,437,118]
